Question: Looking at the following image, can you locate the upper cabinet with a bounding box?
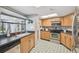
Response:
[40,14,73,27]
[60,17,64,26]
[41,18,60,26]
[64,15,73,26]
[61,14,73,26]
[42,19,51,26]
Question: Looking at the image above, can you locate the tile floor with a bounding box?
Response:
[30,39,79,53]
[5,39,79,53]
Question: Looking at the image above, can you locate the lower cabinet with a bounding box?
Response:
[65,34,71,49]
[70,36,74,49]
[60,32,74,50]
[41,31,51,41]
[20,33,35,53]
[60,33,66,45]
[29,34,35,50]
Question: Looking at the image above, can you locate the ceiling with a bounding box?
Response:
[10,6,75,17]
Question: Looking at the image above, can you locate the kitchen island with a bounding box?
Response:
[0,32,35,53]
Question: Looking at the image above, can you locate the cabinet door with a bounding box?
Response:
[60,17,64,26]
[63,15,72,26]
[44,32,50,39]
[70,36,74,49]
[20,37,30,53]
[60,33,65,45]
[41,31,51,40]
[41,31,45,39]
[29,34,35,50]
[66,34,71,49]
[42,19,51,26]
[63,17,69,26]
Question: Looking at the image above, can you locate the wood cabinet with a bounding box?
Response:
[42,19,51,26]
[61,15,73,26]
[60,17,64,26]
[41,31,51,41]
[65,34,74,49]
[20,33,35,53]
[70,36,74,49]
[29,34,35,50]
[20,36,29,53]
[41,18,60,26]
[60,33,66,45]
[65,34,71,49]
[60,32,74,50]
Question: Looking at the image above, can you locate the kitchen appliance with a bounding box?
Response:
[51,33,60,40]
[50,21,62,40]
[51,21,61,30]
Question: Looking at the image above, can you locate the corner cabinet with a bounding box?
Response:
[20,33,35,53]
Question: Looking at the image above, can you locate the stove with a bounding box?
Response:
[50,22,62,40]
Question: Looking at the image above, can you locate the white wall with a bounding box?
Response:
[26,16,40,40]
[26,17,35,31]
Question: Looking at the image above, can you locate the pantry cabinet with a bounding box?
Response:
[20,33,35,53]
[41,31,51,41]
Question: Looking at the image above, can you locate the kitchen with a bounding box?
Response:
[0,6,79,53]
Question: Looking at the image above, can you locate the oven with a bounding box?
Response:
[50,22,62,40]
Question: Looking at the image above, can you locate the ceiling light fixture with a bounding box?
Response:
[35,6,40,8]
[40,13,58,19]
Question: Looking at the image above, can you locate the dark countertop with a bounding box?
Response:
[27,31,35,33]
[41,30,63,33]
[0,33,33,47]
